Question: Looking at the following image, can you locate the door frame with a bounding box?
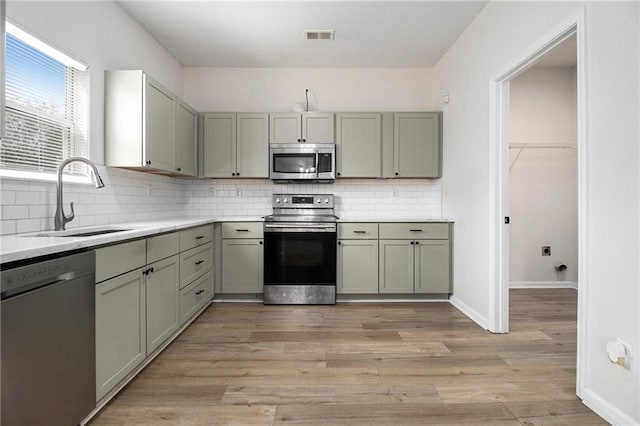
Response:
[488,9,588,396]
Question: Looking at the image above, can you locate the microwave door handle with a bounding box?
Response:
[315,150,319,178]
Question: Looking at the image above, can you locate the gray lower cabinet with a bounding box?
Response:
[95,267,146,402]
[145,254,180,354]
[378,223,451,294]
[379,240,415,293]
[219,222,263,293]
[337,240,379,294]
[337,223,379,294]
[221,239,264,293]
[95,225,214,403]
[414,240,450,293]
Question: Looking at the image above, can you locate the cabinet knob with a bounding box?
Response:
[338,241,342,245]
[176,167,181,171]
[195,289,204,295]
[195,260,204,265]
[395,172,399,176]
[259,241,263,245]
[236,172,240,176]
[302,139,306,143]
[337,172,341,177]
[146,160,151,165]
[415,241,420,245]
[232,172,236,176]
[297,138,301,142]
[410,241,415,245]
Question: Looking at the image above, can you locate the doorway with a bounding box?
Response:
[508,36,577,290]
[490,13,588,397]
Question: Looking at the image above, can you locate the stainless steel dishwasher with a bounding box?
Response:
[1,250,96,426]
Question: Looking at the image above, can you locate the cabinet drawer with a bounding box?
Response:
[179,242,213,289]
[96,239,146,283]
[221,222,263,239]
[338,223,378,239]
[147,232,179,264]
[179,225,213,251]
[379,223,449,240]
[180,270,213,325]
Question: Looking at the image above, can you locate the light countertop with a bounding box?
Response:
[1,216,453,264]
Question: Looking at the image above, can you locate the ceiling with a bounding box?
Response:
[117,1,489,68]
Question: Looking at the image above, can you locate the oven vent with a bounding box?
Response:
[304,30,335,41]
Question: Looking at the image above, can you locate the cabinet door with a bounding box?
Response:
[237,113,269,177]
[203,113,236,178]
[221,239,264,293]
[303,112,334,144]
[175,101,197,176]
[270,113,301,143]
[96,268,146,401]
[144,77,175,172]
[379,239,414,293]
[393,112,441,178]
[414,240,450,294]
[146,255,180,354]
[336,113,381,177]
[337,239,379,294]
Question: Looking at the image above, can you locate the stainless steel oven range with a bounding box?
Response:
[264,194,337,304]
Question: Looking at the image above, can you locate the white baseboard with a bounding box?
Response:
[449,295,489,330]
[509,281,578,289]
[581,388,639,426]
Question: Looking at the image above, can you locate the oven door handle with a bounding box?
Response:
[264,223,336,232]
[315,150,319,178]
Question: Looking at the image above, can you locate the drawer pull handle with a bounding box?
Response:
[195,289,205,295]
[195,235,205,240]
[195,260,204,265]
[409,229,423,232]
[353,230,367,234]
[236,229,249,232]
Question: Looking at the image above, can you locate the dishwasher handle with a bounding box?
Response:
[1,251,95,301]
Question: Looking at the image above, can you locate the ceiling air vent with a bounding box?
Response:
[304,30,335,41]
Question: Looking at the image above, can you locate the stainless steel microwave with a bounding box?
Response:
[269,143,335,182]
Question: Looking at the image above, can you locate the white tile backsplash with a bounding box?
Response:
[1,168,442,235]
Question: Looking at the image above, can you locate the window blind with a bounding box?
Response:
[2,30,89,177]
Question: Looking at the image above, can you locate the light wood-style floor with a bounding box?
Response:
[92,289,606,425]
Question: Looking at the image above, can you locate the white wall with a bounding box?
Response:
[509,67,577,284]
[433,1,639,423]
[183,67,434,112]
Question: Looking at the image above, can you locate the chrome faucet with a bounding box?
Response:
[55,157,105,231]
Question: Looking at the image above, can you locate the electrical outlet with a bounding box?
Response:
[542,246,551,256]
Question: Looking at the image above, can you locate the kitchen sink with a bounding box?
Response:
[23,227,134,238]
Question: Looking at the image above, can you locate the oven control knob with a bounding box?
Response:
[317,199,321,204]
[275,198,281,203]
[324,198,329,204]
[283,198,288,203]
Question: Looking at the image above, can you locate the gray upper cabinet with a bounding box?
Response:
[175,101,198,176]
[105,70,197,176]
[269,112,334,144]
[335,113,382,178]
[237,113,269,177]
[203,112,268,178]
[382,112,442,178]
